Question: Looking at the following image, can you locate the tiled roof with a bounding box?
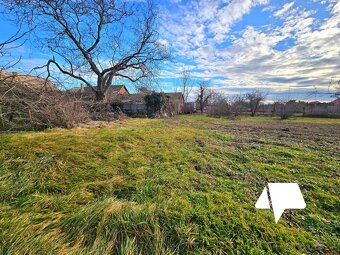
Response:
[164,92,184,100]
[121,94,145,103]
[331,98,340,106]
[70,85,128,96]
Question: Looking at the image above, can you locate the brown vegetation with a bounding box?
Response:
[0,72,90,130]
[245,90,267,117]
[196,81,214,113]
[207,94,247,118]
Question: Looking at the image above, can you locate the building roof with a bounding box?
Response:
[71,85,129,97]
[121,92,184,104]
[330,98,340,106]
[111,85,127,93]
[121,94,145,103]
[164,92,184,101]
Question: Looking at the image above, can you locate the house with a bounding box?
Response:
[184,102,197,113]
[120,94,147,116]
[120,92,184,117]
[72,84,129,99]
[330,98,340,106]
[70,83,185,116]
[164,92,185,115]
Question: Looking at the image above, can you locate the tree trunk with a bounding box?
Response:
[95,76,105,101]
[251,104,258,116]
[95,90,105,101]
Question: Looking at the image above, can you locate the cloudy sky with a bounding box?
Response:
[1,0,339,101]
[158,0,340,101]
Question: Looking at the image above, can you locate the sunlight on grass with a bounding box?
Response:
[0,116,339,254]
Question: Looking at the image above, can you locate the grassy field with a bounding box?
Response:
[0,115,339,254]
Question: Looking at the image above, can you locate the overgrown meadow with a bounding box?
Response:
[0,115,339,254]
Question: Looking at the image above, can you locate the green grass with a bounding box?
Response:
[0,115,339,254]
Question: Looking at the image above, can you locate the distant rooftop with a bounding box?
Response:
[70,85,129,97]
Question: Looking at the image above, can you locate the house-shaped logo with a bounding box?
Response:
[255,183,306,223]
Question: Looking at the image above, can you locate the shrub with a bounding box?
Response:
[207,94,247,118]
[86,101,124,121]
[144,92,167,117]
[207,97,232,117]
[0,76,90,130]
[273,101,298,120]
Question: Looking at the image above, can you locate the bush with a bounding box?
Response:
[144,92,167,117]
[0,83,90,130]
[86,101,124,121]
[273,101,297,120]
[207,97,232,117]
[207,95,247,118]
[0,76,90,130]
[0,73,130,131]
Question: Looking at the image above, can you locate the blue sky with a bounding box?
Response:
[1,0,339,102]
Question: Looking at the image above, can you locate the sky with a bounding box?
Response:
[1,0,339,102]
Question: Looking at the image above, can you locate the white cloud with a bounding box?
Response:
[162,0,269,56]
[274,1,295,17]
[160,0,340,99]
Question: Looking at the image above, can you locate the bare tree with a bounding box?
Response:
[231,95,248,116]
[273,100,296,119]
[207,93,231,117]
[2,0,169,100]
[246,90,267,117]
[0,24,30,71]
[179,68,193,103]
[207,93,248,118]
[196,81,214,113]
[329,78,340,99]
[308,77,340,100]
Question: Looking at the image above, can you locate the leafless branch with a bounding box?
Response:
[3,0,169,100]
